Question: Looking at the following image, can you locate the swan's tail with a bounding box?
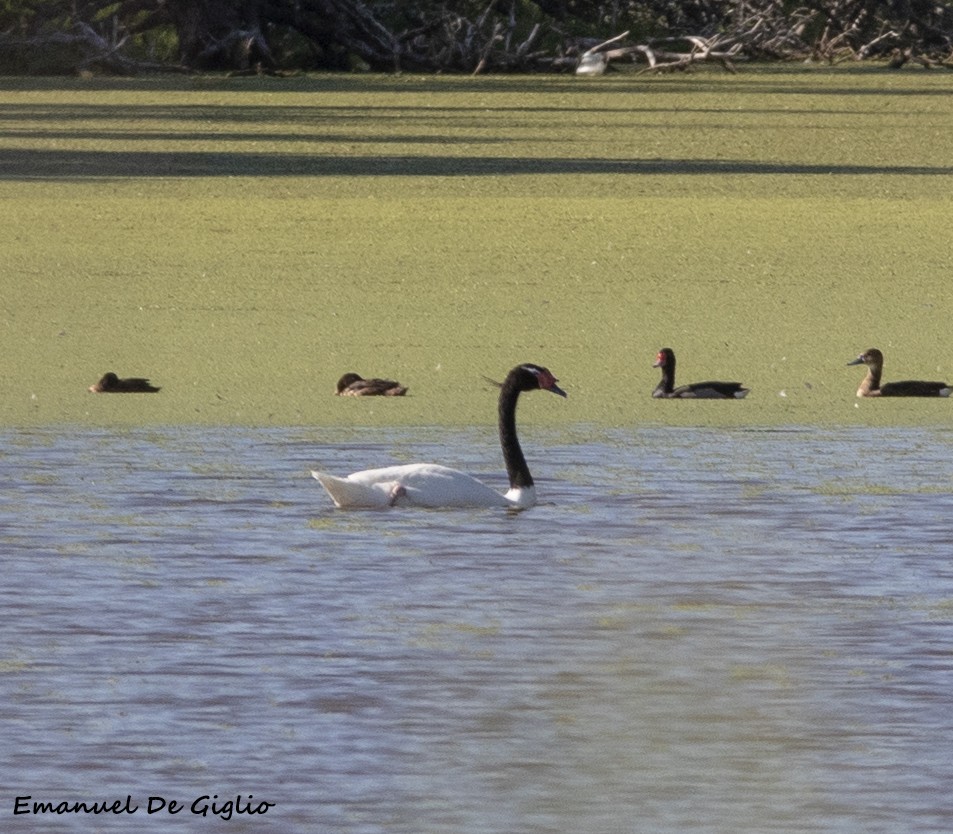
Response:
[311,470,395,509]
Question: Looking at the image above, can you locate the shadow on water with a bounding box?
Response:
[0,69,949,98]
[2,148,951,180]
[3,75,949,182]
[0,100,942,122]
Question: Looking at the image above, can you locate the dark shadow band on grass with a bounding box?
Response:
[1,149,951,179]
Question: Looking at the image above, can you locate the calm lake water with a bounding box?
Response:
[2,425,953,833]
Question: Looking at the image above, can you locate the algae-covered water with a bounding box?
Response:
[1,68,952,428]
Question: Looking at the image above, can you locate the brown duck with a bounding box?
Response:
[652,348,749,399]
[335,373,407,397]
[848,348,950,397]
[89,372,160,393]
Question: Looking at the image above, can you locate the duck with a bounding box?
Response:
[335,373,407,397]
[88,372,160,393]
[312,363,566,509]
[847,348,950,397]
[652,348,748,399]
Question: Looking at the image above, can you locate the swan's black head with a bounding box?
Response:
[511,363,567,397]
[653,348,675,369]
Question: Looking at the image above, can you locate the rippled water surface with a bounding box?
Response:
[3,425,953,833]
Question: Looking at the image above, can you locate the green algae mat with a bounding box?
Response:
[2,68,952,428]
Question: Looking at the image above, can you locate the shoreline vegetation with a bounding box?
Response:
[2,1,952,75]
[2,68,952,429]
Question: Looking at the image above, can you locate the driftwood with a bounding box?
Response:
[574,32,741,75]
[632,37,742,74]
[574,31,629,75]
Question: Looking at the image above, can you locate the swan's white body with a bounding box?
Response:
[311,464,535,509]
[312,363,565,510]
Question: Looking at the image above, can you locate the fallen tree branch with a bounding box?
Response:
[575,32,742,75]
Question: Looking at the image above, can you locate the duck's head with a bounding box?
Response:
[848,348,883,368]
[89,372,119,393]
[653,348,675,369]
[335,373,364,394]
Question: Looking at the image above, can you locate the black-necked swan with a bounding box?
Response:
[652,347,749,399]
[848,348,951,397]
[335,373,407,397]
[312,363,566,509]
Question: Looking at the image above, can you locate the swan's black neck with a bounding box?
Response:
[498,372,533,489]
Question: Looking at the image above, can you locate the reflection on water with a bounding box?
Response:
[2,425,953,833]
